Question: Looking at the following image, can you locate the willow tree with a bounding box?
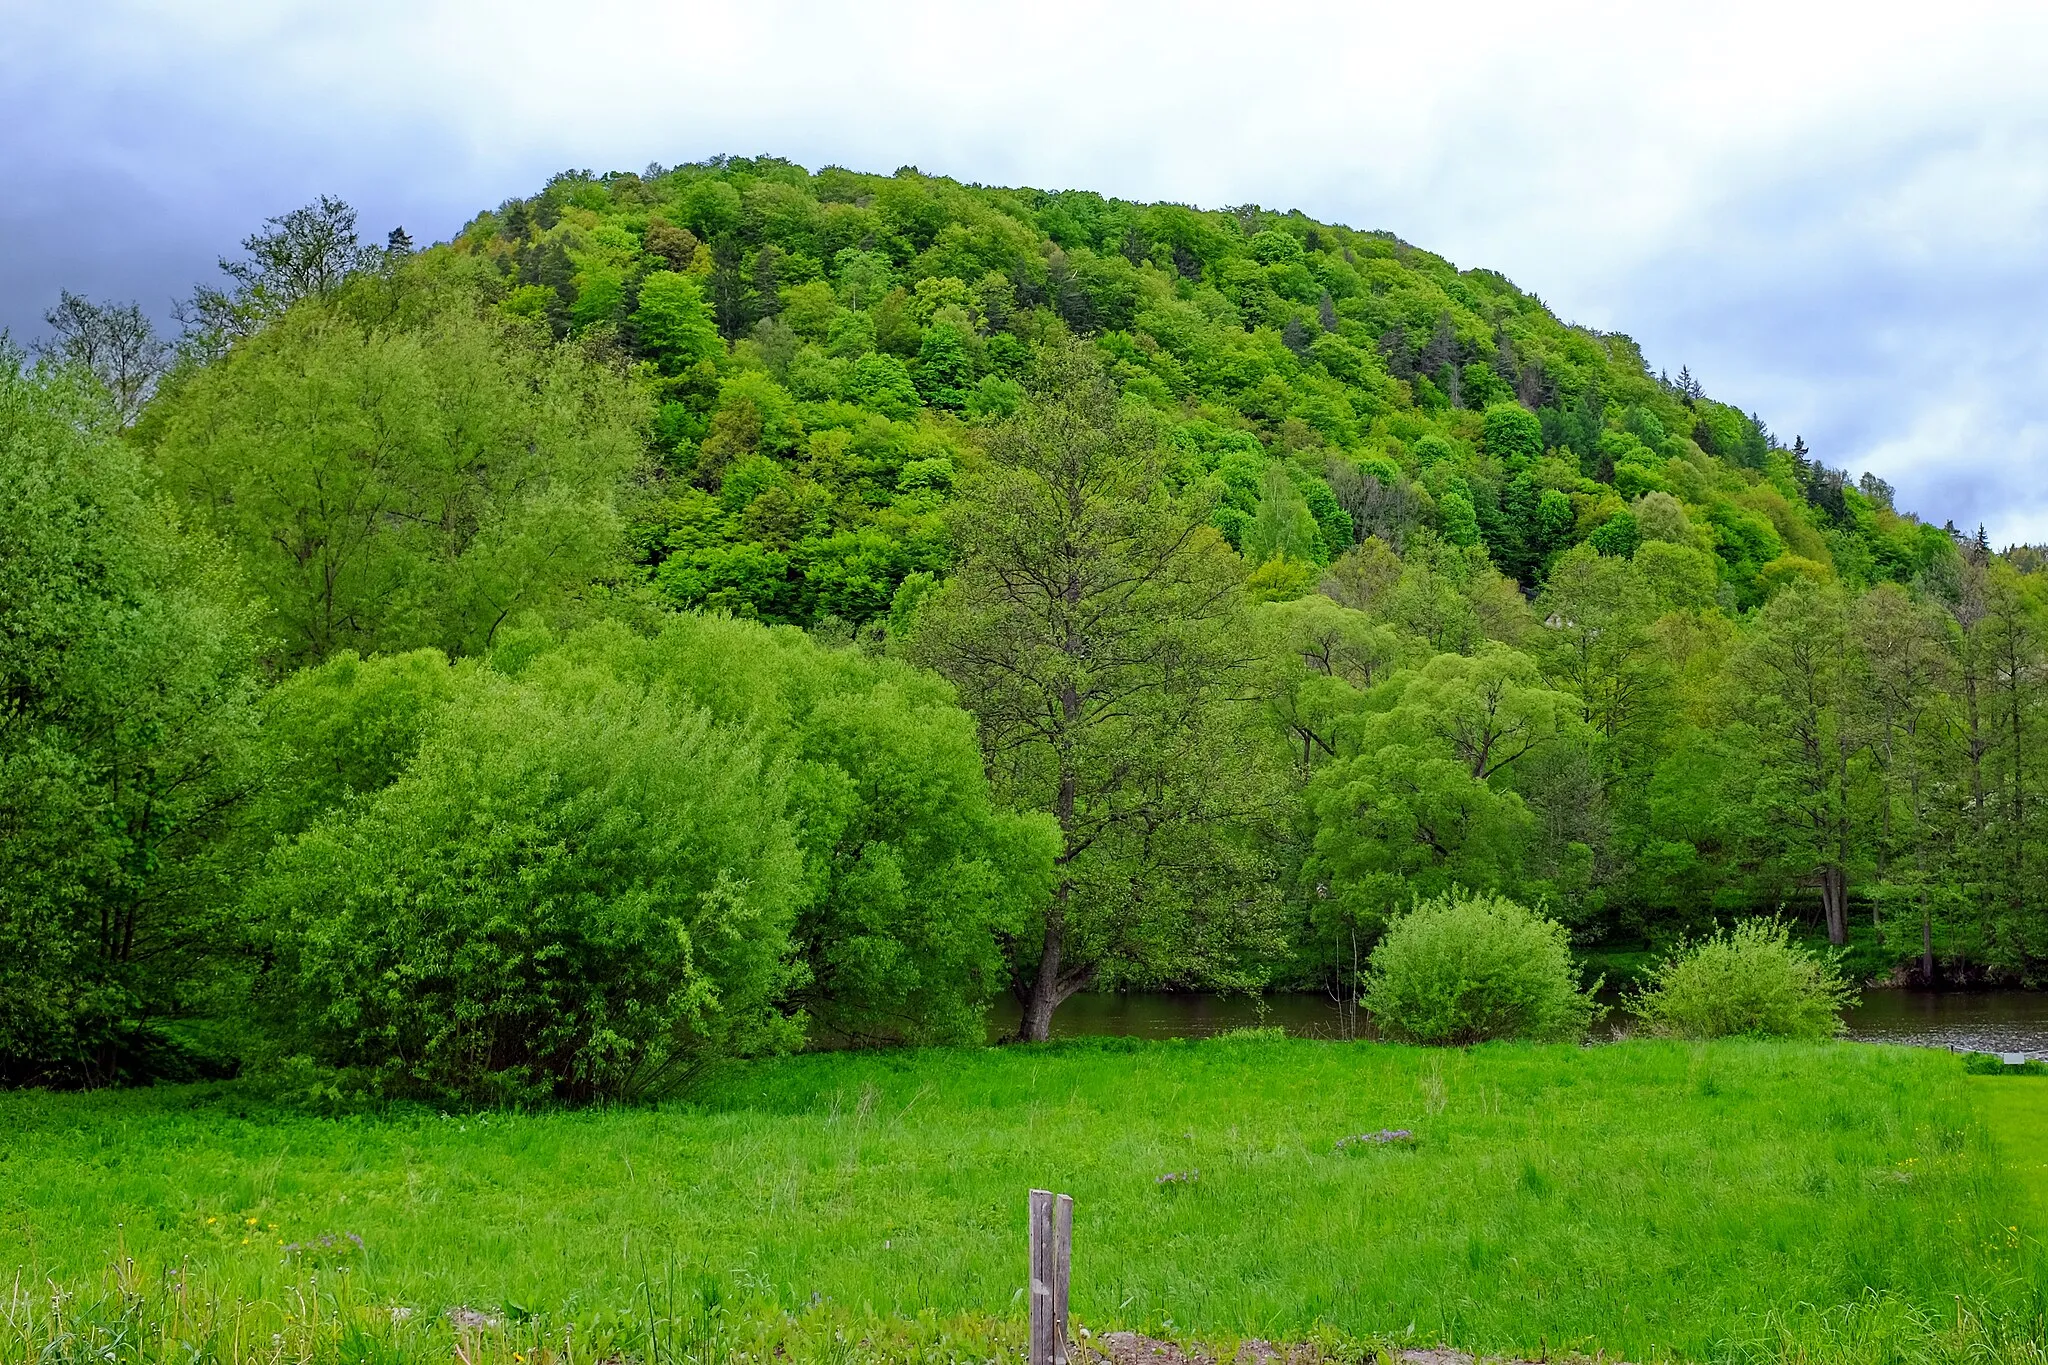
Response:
[145,263,649,668]
[909,339,1275,1040]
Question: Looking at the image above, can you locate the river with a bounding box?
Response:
[988,989,2048,1058]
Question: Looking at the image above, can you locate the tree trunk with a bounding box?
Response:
[1017,897,1068,1043]
[1964,654,1987,891]
[1015,892,1095,1042]
[1920,906,1935,985]
[1820,865,1848,948]
[1016,682,1090,1044]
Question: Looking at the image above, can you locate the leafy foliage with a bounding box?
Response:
[1362,890,1602,1043]
[1628,918,1858,1040]
[442,157,1946,636]
[254,646,805,1103]
[14,154,2048,1080]
[567,614,1057,1046]
[144,263,649,668]
[0,356,264,1085]
[906,340,1278,1038]
[251,615,1054,1099]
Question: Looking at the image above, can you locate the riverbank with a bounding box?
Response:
[1574,919,1921,993]
[4,1037,2041,1363]
[984,986,2048,1058]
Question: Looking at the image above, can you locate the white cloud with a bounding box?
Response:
[7,0,2048,539]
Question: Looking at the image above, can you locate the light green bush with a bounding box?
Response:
[254,653,808,1104]
[252,615,1057,1102]
[1628,918,1857,1040]
[1363,891,1600,1043]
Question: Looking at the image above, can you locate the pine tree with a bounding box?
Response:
[501,200,532,242]
[751,244,783,320]
[1421,312,1457,376]
[1378,328,1415,380]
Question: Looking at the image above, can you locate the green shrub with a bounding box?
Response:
[253,616,1056,1101]
[1627,918,1856,1040]
[1363,891,1600,1043]
[254,653,808,1104]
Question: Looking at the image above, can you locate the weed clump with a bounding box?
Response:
[1628,918,1856,1040]
[1363,891,1601,1043]
[1208,1026,1289,1045]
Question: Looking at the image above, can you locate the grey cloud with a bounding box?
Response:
[1593,122,2048,544]
[8,0,2047,547]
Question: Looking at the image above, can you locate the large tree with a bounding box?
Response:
[909,339,1274,1040]
[1726,581,1866,945]
[0,354,264,1084]
[1851,582,1956,978]
[179,195,387,350]
[145,266,649,667]
[1303,647,1583,927]
[1969,563,2048,962]
[33,292,172,425]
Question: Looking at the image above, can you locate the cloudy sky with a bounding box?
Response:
[7,1,2047,541]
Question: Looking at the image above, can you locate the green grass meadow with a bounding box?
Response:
[1975,1076,2048,1234]
[4,1037,2044,1363]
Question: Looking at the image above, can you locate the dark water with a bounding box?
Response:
[990,989,2048,1058]
[1839,989,2048,1058]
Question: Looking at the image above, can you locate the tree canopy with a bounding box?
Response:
[7,156,2048,1086]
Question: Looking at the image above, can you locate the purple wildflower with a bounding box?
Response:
[1335,1129,1415,1150]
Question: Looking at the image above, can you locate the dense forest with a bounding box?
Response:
[5,156,2046,1094]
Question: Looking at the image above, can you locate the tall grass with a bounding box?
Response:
[2,1037,2040,1363]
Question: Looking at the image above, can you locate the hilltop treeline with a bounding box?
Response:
[4,158,2044,1093]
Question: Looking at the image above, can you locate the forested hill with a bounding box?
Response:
[446,155,1951,621]
[15,154,2048,1090]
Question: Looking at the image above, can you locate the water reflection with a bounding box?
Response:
[988,989,2048,1058]
[1840,989,2048,1058]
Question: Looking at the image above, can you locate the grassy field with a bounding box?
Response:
[1974,1077,2048,1230]
[3,1036,2043,1364]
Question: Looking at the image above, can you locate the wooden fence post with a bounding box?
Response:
[1054,1192,1073,1365]
[1029,1189,1074,1365]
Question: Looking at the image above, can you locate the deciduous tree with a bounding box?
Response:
[0,355,264,1084]
[148,271,648,665]
[909,339,1272,1040]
